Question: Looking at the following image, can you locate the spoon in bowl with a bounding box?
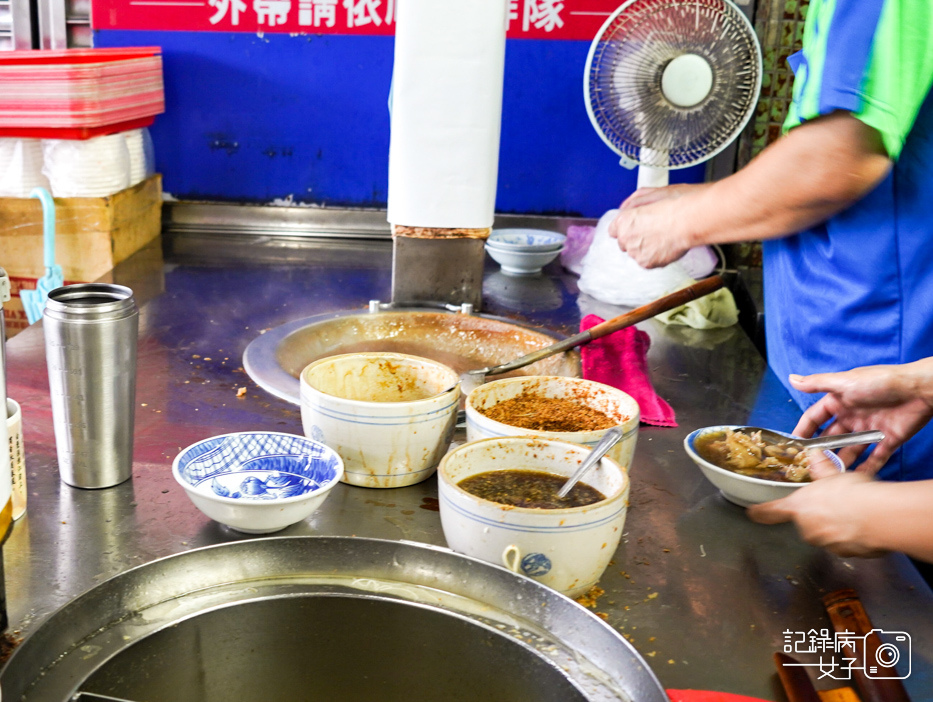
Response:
[734,427,885,452]
[556,426,625,499]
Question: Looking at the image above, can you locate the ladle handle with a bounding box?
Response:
[798,430,884,451]
[556,426,624,499]
[483,275,725,377]
[584,275,725,340]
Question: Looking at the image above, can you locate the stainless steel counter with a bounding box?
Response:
[4,233,932,699]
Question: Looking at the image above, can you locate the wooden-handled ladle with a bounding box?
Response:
[459,275,725,395]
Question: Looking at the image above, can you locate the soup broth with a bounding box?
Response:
[694,429,811,483]
[458,469,606,509]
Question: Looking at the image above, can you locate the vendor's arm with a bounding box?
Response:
[610,114,890,268]
[612,0,933,269]
[790,359,933,474]
[749,455,933,562]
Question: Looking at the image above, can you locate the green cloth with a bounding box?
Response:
[655,281,739,330]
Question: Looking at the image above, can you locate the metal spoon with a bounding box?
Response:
[556,426,625,499]
[460,275,725,396]
[734,427,885,452]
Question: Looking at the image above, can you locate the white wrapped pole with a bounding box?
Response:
[387,0,508,229]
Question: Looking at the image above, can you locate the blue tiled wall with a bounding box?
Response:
[96,30,705,216]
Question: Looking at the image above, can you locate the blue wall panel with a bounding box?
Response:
[96,30,705,217]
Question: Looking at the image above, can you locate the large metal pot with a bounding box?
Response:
[243,306,580,404]
[1,537,665,702]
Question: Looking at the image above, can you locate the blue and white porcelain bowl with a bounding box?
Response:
[487,229,566,251]
[173,431,344,533]
[684,425,845,508]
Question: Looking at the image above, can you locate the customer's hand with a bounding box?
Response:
[747,452,886,557]
[790,362,933,474]
[609,184,705,268]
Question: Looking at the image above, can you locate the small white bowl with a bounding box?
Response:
[438,436,629,598]
[485,240,564,254]
[466,376,640,471]
[488,229,567,250]
[485,243,562,276]
[172,431,344,534]
[684,425,845,507]
[300,352,460,488]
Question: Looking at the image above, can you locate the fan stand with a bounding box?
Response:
[632,54,717,272]
[583,0,761,283]
[636,153,669,189]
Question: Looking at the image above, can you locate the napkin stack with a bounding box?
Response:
[43,134,130,198]
[0,129,154,199]
[0,138,50,197]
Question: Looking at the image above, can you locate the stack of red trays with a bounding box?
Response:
[0,47,164,139]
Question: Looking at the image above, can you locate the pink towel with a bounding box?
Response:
[580,314,677,427]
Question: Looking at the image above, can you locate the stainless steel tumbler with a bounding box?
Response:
[44,284,138,489]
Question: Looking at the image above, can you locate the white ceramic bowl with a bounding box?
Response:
[438,436,629,597]
[172,431,344,534]
[466,376,640,471]
[684,425,845,507]
[300,352,460,488]
[488,228,567,250]
[484,240,564,254]
[485,243,562,276]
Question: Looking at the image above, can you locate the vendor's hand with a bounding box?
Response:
[610,184,705,268]
[619,183,695,210]
[790,363,933,474]
[747,452,886,558]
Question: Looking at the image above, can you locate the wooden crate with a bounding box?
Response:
[1,174,162,336]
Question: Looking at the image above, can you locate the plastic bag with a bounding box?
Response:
[560,224,596,275]
[577,209,718,307]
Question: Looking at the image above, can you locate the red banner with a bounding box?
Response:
[93,0,623,40]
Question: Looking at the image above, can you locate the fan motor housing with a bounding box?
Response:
[661,54,714,108]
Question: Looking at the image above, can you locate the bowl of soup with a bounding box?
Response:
[684,425,845,507]
[438,436,629,597]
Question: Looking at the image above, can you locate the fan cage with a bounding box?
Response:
[585,0,762,169]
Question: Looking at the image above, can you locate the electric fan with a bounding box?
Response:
[585,0,762,188]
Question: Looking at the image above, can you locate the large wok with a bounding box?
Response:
[243,305,580,405]
[1,537,666,702]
